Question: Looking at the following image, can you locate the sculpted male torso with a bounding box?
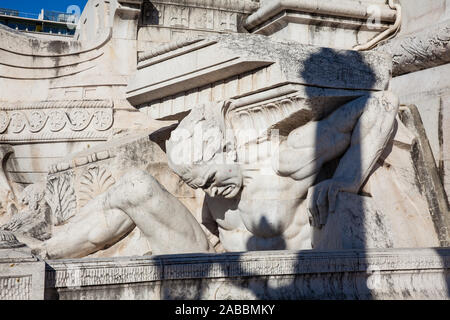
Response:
[204,153,316,252]
[31,92,398,259]
[176,92,399,252]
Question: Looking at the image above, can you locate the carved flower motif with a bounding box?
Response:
[28,110,47,133]
[93,110,113,131]
[48,110,67,132]
[10,112,26,133]
[69,109,91,131]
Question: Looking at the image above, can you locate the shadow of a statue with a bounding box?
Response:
[232,47,378,299]
[157,47,382,300]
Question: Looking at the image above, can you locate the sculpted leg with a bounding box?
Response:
[102,169,213,255]
[38,169,212,259]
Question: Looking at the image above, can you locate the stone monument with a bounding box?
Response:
[0,0,449,300]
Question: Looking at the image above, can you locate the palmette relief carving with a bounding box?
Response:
[46,172,77,226]
[78,165,116,208]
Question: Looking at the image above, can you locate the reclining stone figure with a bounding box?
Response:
[30,91,399,259]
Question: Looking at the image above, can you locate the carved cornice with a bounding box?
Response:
[244,0,397,31]
[376,19,450,77]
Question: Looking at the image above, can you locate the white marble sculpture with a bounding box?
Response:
[0,0,444,262]
[26,90,414,259]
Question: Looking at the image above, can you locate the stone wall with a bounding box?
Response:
[137,0,259,53]
[398,0,450,36]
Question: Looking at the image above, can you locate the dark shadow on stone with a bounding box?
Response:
[246,217,287,251]
[141,1,160,26]
[304,48,376,299]
[165,47,380,300]
[179,47,380,300]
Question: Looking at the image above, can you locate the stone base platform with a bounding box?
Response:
[41,248,450,300]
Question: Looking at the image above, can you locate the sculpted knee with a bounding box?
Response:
[106,169,161,209]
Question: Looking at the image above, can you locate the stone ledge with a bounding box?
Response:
[44,248,450,299]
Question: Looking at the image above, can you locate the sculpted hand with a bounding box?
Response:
[306,179,354,228]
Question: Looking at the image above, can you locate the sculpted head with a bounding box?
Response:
[166,101,243,199]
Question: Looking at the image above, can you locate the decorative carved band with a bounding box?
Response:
[0,109,113,134]
[0,132,110,143]
[45,249,450,288]
[48,150,112,174]
[0,100,114,143]
[0,100,113,111]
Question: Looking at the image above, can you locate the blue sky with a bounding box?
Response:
[0,0,88,14]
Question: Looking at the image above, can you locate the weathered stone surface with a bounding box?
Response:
[44,248,450,300]
[0,247,45,300]
[399,105,450,247]
[0,0,449,302]
[127,33,392,112]
[137,0,259,53]
[245,0,396,49]
[377,19,450,76]
[391,63,450,164]
[397,0,450,36]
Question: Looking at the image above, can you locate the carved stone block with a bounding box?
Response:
[0,248,45,300]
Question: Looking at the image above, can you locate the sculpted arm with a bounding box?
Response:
[307,92,399,227]
[326,92,399,194]
[275,92,398,228]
